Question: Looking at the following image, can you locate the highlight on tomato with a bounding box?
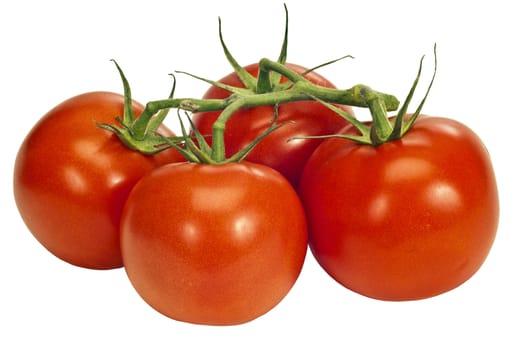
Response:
[119,112,309,325]
[299,49,499,301]
[13,70,184,269]
[12,2,500,327]
[121,161,308,325]
[106,12,397,322]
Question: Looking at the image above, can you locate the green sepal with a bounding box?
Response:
[288,133,371,145]
[218,17,257,90]
[174,70,253,96]
[97,61,183,155]
[182,111,215,163]
[291,45,438,147]
[306,94,370,137]
[389,55,425,140]
[165,105,288,164]
[275,53,355,92]
[269,4,290,89]
[401,44,438,135]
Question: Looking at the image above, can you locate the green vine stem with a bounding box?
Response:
[98,4,403,161]
[143,77,398,162]
[290,44,438,146]
[98,59,400,160]
[97,61,184,154]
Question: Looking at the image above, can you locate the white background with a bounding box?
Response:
[1,0,521,348]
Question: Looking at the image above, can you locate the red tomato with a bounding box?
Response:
[191,63,352,188]
[299,116,499,301]
[121,161,308,325]
[13,92,184,269]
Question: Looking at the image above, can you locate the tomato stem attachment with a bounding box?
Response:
[161,106,289,164]
[369,43,438,145]
[97,60,183,154]
[290,44,438,146]
[98,59,399,160]
[98,6,403,161]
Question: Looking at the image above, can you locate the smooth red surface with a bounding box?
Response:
[300,116,499,300]
[121,162,308,325]
[13,92,184,269]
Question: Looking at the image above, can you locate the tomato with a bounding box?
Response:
[13,92,184,269]
[120,161,308,325]
[191,63,352,188]
[299,116,499,301]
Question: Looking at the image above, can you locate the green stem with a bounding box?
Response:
[364,91,393,146]
[255,68,273,94]
[141,80,398,117]
[207,81,398,161]
[102,58,400,161]
[210,99,245,162]
[133,74,177,139]
[136,81,398,161]
[258,58,309,85]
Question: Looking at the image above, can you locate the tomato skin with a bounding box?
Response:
[13,92,184,269]
[299,116,499,301]
[121,161,308,325]
[191,63,352,188]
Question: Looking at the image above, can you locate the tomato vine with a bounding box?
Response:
[98,3,401,162]
[14,3,500,324]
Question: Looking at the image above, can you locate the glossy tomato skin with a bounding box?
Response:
[300,116,499,301]
[191,63,353,188]
[121,161,308,325]
[13,92,184,269]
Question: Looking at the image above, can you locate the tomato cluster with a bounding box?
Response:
[13,10,499,326]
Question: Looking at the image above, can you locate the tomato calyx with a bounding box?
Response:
[214,4,355,96]
[163,106,290,164]
[98,59,398,161]
[295,45,438,147]
[99,5,401,160]
[176,5,354,98]
[97,60,184,155]
[372,45,438,144]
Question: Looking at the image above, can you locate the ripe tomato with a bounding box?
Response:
[299,116,499,301]
[13,92,184,269]
[191,63,352,188]
[121,161,308,325]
